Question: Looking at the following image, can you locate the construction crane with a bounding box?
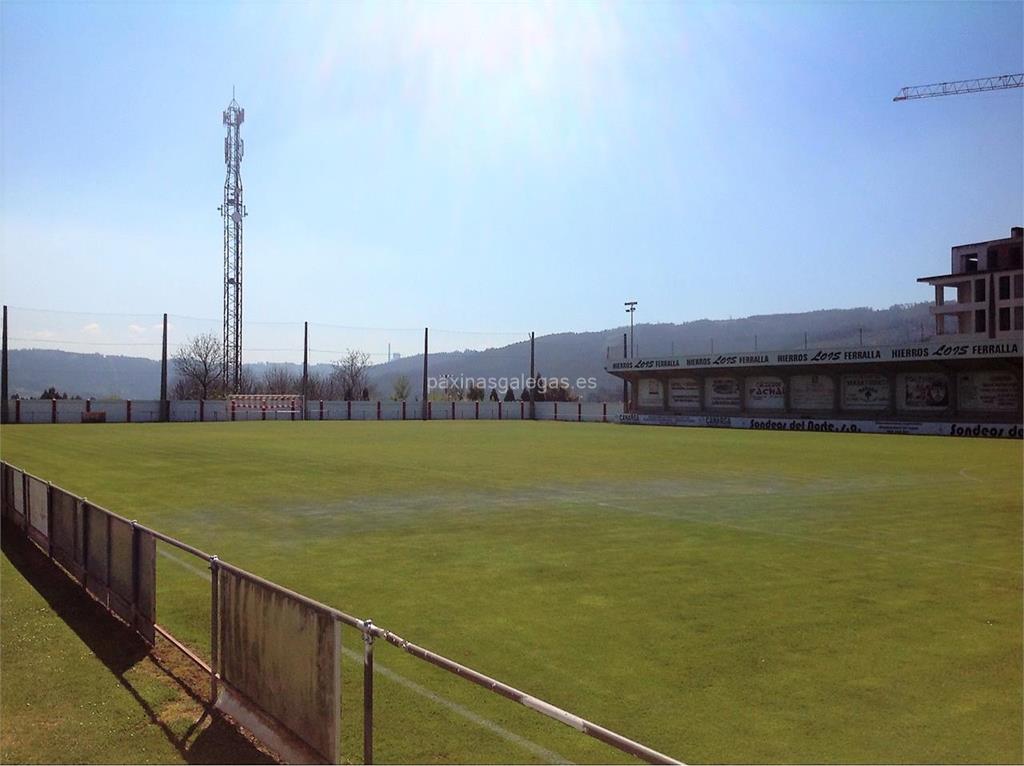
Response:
[893,73,1023,101]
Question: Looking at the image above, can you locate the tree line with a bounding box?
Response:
[172,333,582,402]
[172,333,375,400]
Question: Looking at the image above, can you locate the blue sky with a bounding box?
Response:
[1,1,1022,358]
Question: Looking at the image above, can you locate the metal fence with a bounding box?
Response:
[5,398,624,424]
[0,460,680,765]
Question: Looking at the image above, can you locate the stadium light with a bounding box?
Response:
[624,301,637,357]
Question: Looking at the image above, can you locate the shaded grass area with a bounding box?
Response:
[0,523,274,765]
[1,421,1022,763]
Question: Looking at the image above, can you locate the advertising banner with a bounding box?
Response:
[899,373,950,411]
[745,376,785,410]
[957,371,1020,412]
[706,377,741,409]
[608,339,1021,373]
[637,378,664,407]
[620,412,1023,438]
[668,378,701,410]
[790,374,835,410]
[842,374,890,410]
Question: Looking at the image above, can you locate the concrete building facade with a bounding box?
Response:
[919,226,1024,339]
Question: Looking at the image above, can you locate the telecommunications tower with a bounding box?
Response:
[220,91,246,392]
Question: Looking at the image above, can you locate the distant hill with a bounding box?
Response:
[6,303,934,401]
[365,303,934,400]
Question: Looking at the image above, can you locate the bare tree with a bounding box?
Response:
[263,365,300,394]
[171,376,198,400]
[391,374,412,401]
[305,370,328,400]
[236,366,258,395]
[173,334,224,399]
[330,350,371,401]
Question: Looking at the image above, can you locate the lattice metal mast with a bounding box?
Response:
[220,92,246,392]
[893,73,1023,101]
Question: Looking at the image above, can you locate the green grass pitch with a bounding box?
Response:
[1,421,1021,764]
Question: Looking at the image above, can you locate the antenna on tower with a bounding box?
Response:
[221,93,246,392]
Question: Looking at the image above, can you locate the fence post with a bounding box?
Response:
[498,401,502,420]
[451,401,455,420]
[126,400,132,423]
[320,400,324,421]
[15,398,20,424]
[302,321,309,420]
[106,512,113,602]
[51,398,57,424]
[475,401,479,420]
[81,499,90,590]
[402,401,406,420]
[347,401,352,420]
[74,497,84,584]
[554,401,558,420]
[376,401,381,421]
[603,402,607,423]
[210,555,220,704]
[363,619,375,765]
[22,472,28,533]
[529,331,536,420]
[421,328,429,420]
[46,482,54,559]
[130,520,140,630]
[199,399,205,422]
[160,313,169,422]
[578,402,582,422]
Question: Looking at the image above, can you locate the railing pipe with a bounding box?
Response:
[370,626,682,765]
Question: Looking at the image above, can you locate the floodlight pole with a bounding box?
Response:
[624,301,637,356]
[302,321,309,420]
[1,305,8,425]
[622,333,628,408]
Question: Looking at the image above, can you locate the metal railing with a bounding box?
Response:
[1,459,681,765]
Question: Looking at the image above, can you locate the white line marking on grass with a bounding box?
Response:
[958,467,983,483]
[338,646,571,764]
[597,502,1019,575]
[157,546,572,764]
[158,547,212,579]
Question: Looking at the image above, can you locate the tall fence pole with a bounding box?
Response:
[363,619,375,764]
[529,331,536,420]
[421,328,429,420]
[160,313,169,422]
[1,305,8,425]
[302,321,309,420]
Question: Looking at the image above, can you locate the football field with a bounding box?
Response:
[1,421,1021,764]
